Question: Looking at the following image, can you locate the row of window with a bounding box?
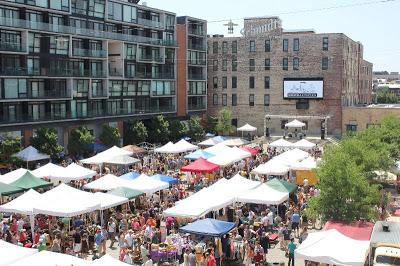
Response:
[212,76,270,90]
[212,37,330,54]
[212,93,270,107]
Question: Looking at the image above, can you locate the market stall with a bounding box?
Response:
[154,142,175,153]
[268,139,293,149]
[9,171,52,190]
[119,171,140,180]
[221,138,250,147]
[290,157,318,185]
[292,139,317,150]
[184,150,215,161]
[198,136,226,147]
[126,173,169,194]
[0,182,24,198]
[180,218,236,237]
[13,146,50,167]
[31,163,65,178]
[181,158,220,173]
[0,168,28,184]
[103,155,140,165]
[8,250,89,266]
[107,187,144,200]
[236,183,289,205]
[252,160,290,176]
[0,240,38,265]
[151,174,178,185]
[266,178,297,193]
[0,189,41,215]
[50,163,97,183]
[80,146,133,165]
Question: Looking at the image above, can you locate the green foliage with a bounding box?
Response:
[0,135,21,163]
[124,120,148,145]
[188,116,205,142]
[215,108,234,135]
[376,87,399,104]
[147,115,170,144]
[67,126,94,157]
[309,145,380,223]
[99,124,121,147]
[31,128,63,160]
[205,115,218,133]
[169,120,189,142]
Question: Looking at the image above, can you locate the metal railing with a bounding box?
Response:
[188,73,206,80]
[0,42,26,52]
[188,43,206,51]
[72,48,107,58]
[188,28,206,36]
[137,18,164,29]
[137,54,164,63]
[188,59,207,66]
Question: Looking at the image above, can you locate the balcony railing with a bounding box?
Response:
[72,48,107,58]
[188,43,206,51]
[91,90,107,98]
[0,17,176,46]
[109,68,124,77]
[48,69,107,78]
[137,54,164,63]
[188,59,207,66]
[188,104,207,111]
[137,18,164,29]
[0,42,26,52]
[135,72,175,79]
[29,90,70,99]
[188,73,206,80]
[188,28,206,36]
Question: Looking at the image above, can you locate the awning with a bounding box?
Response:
[180,218,236,237]
[83,174,134,191]
[154,142,175,153]
[31,163,65,178]
[181,158,220,173]
[0,182,24,196]
[285,119,306,128]
[9,171,52,190]
[198,136,226,146]
[184,150,215,161]
[91,254,129,266]
[125,174,169,194]
[237,123,257,132]
[0,168,28,184]
[50,163,97,182]
[103,155,140,165]
[0,240,38,265]
[290,157,317,171]
[119,171,140,180]
[252,160,290,176]
[81,146,133,164]
[239,146,258,156]
[122,145,147,154]
[323,221,374,241]
[221,138,250,147]
[292,139,317,150]
[266,178,297,193]
[13,146,50,162]
[237,183,289,205]
[92,192,129,210]
[0,189,41,215]
[107,187,144,200]
[151,174,178,185]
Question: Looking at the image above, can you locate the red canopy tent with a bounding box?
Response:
[240,146,258,156]
[323,221,374,241]
[181,158,220,173]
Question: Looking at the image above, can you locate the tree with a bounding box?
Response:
[308,145,380,223]
[147,115,170,144]
[0,135,21,163]
[99,124,121,147]
[215,108,234,135]
[376,87,399,104]
[124,120,148,145]
[67,126,94,157]
[169,119,188,142]
[205,115,218,134]
[188,116,205,142]
[31,128,63,160]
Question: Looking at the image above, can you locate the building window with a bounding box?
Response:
[296,99,309,109]
[232,94,237,106]
[323,37,329,51]
[232,118,238,127]
[232,41,237,53]
[249,94,255,106]
[264,76,270,89]
[264,94,270,106]
[265,39,271,52]
[249,40,256,52]
[213,77,218,88]
[232,76,237,89]
[222,41,228,54]
[213,60,218,71]
[222,59,227,71]
[293,57,299,70]
[212,41,218,54]
[283,58,288,70]
[222,76,227,89]
[293,38,300,51]
[249,59,255,71]
[322,57,329,70]
[213,94,218,105]
[222,94,227,106]
[264,59,270,70]
[232,57,238,71]
[249,76,255,89]
[283,39,289,52]
[346,124,357,132]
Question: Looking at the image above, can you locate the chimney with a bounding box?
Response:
[382,222,390,232]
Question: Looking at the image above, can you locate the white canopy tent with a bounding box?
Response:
[207,147,251,167]
[236,183,289,205]
[237,123,257,132]
[50,163,96,182]
[172,139,198,153]
[273,148,310,165]
[81,146,133,165]
[292,139,317,150]
[83,174,132,191]
[154,141,174,153]
[0,168,28,184]
[127,173,169,194]
[221,138,250,147]
[103,155,140,165]
[204,143,233,156]
[290,157,317,171]
[198,136,226,147]
[251,160,290,176]
[9,250,90,266]
[93,192,129,210]
[0,189,41,215]
[0,240,38,265]
[91,254,130,266]
[31,163,65,178]
[268,139,293,149]
[33,184,101,217]
[285,119,306,128]
[13,146,50,162]
[295,229,370,266]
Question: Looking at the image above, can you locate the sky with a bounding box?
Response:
[144,0,400,72]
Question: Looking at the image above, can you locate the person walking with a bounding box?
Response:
[288,238,297,266]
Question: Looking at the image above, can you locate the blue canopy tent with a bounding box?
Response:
[212,136,226,143]
[184,150,215,161]
[151,174,178,185]
[179,218,236,237]
[119,171,140,180]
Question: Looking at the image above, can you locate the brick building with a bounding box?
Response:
[207,17,373,137]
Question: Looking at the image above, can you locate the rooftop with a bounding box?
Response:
[370,221,400,247]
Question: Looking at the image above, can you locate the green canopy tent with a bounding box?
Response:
[0,182,24,196]
[107,187,144,200]
[266,178,297,193]
[9,171,52,190]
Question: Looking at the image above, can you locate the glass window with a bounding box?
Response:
[232,41,237,53]
[50,0,69,11]
[125,44,136,59]
[109,80,123,97]
[27,57,40,75]
[346,124,357,132]
[265,58,270,70]
[213,60,218,71]
[222,94,227,106]
[293,58,299,70]
[28,33,41,53]
[264,94,270,106]
[264,76,270,89]
[50,36,69,55]
[232,94,237,106]
[249,94,255,106]
[212,42,218,54]
[232,76,237,89]
[222,41,228,54]
[89,0,105,18]
[222,59,227,71]
[283,39,289,52]
[123,5,137,23]
[222,77,227,89]
[74,79,89,97]
[323,37,329,51]
[322,57,329,70]
[4,79,26,99]
[249,76,255,89]
[213,77,218,89]
[35,0,48,8]
[232,57,238,71]
[137,81,150,96]
[249,40,256,52]
[293,38,300,51]
[249,59,255,71]
[91,80,104,97]
[265,39,271,52]
[283,58,288,70]
[213,94,218,105]
[108,1,122,20]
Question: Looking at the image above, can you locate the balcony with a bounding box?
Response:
[188,59,207,66]
[188,73,206,80]
[188,43,206,51]
[137,18,164,29]
[135,72,175,79]
[137,54,164,63]
[29,90,70,99]
[188,103,207,111]
[91,89,108,98]
[0,42,26,53]
[47,69,107,78]
[109,68,124,77]
[0,17,176,47]
[188,28,206,36]
[72,48,107,58]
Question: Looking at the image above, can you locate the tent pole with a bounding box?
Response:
[30,214,35,243]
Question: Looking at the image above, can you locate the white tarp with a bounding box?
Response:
[285,119,306,128]
[0,168,28,184]
[0,240,38,266]
[9,250,90,266]
[173,139,199,153]
[252,160,290,176]
[81,146,133,164]
[50,163,97,182]
[31,163,65,178]
[295,229,370,266]
[91,254,130,266]
[237,123,257,132]
[204,143,233,156]
[273,148,310,164]
[208,147,251,166]
[198,136,226,146]
[221,138,250,147]
[237,183,289,205]
[93,192,128,210]
[83,174,131,191]
[33,184,100,217]
[290,157,317,171]
[292,139,317,150]
[268,139,293,148]
[0,189,41,215]
[154,141,174,153]
[127,174,169,194]
[103,155,140,165]
[13,146,50,162]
